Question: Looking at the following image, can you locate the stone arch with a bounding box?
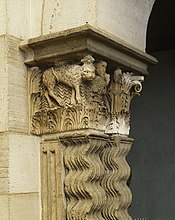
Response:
[147,0,175,53]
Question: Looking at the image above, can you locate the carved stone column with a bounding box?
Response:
[20,25,156,220]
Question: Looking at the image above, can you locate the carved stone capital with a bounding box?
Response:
[28,57,144,136]
[21,25,156,136]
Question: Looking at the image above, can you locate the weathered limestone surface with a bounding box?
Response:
[0,0,41,38]
[0,35,29,133]
[0,195,9,220]
[41,140,65,220]
[0,133,40,220]
[20,25,156,219]
[28,55,144,136]
[60,131,133,220]
[21,25,156,75]
[8,36,29,133]
[0,1,7,35]
[9,134,40,193]
[0,135,9,193]
[0,0,155,50]
[0,134,9,220]
[0,36,8,131]
[96,0,156,50]
[41,0,97,36]
[41,130,133,220]
[0,35,41,220]
[10,193,40,220]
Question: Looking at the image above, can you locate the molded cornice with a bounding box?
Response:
[20,24,157,75]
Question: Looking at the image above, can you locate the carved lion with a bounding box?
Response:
[42,55,96,107]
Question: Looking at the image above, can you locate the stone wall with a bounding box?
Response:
[0,35,41,220]
[0,0,155,50]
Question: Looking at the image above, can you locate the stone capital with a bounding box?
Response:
[20,25,156,137]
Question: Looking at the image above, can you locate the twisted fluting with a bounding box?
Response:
[61,135,107,220]
[60,134,133,220]
[101,137,133,220]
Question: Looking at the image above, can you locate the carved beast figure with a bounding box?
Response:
[42,55,95,107]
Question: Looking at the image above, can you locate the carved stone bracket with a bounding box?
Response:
[21,25,156,136]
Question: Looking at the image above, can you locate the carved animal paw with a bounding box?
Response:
[58,100,65,107]
[76,97,81,104]
[48,103,54,108]
[70,99,76,106]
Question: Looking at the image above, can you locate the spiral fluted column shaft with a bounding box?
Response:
[58,132,133,220]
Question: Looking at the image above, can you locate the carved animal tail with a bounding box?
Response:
[51,67,59,81]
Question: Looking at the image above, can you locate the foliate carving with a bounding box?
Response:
[29,55,144,136]
[105,68,144,135]
[30,55,109,135]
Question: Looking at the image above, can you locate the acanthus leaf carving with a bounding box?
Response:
[30,55,109,135]
[105,68,144,135]
[29,56,144,136]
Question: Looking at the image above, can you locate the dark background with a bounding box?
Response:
[129,0,175,219]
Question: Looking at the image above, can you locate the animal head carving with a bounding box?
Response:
[81,55,96,80]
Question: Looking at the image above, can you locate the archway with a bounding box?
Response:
[129,0,175,219]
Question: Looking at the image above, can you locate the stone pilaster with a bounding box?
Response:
[20,25,156,220]
[40,140,65,220]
